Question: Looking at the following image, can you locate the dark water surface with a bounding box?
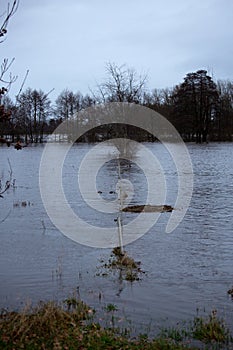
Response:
[0,142,233,332]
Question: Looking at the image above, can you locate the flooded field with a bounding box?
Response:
[0,142,233,332]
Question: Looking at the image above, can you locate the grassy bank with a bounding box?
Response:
[0,298,232,349]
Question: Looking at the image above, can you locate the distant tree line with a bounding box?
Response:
[1,63,233,143]
[0,1,232,144]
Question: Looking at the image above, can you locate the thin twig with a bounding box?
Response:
[0,158,13,197]
[16,69,29,101]
[0,209,11,223]
[0,0,19,43]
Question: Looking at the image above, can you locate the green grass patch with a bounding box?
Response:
[192,310,231,344]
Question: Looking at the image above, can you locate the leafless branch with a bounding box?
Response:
[16,69,29,100]
[0,1,19,92]
[90,84,105,103]
[0,209,11,223]
[0,158,13,198]
[0,0,19,42]
[0,58,18,85]
[96,62,147,103]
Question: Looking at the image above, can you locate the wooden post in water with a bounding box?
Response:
[117,157,124,254]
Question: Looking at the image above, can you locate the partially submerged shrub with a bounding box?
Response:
[98,247,144,282]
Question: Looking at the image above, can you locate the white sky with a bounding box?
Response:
[1,0,233,102]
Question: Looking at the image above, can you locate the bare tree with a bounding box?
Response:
[0,0,19,123]
[16,88,51,143]
[55,89,84,121]
[216,80,233,140]
[0,2,18,205]
[97,62,147,104]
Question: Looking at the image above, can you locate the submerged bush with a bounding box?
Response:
[97,246,144,282]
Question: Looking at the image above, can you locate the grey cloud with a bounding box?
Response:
[1,0,233,100]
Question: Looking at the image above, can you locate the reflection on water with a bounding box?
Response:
[0,142,233,331]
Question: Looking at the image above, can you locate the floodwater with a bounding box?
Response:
[0,142,233,332]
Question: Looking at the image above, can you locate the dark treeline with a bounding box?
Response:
[0,63,233,143]
[0,2,232,144]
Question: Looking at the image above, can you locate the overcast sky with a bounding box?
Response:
[2,0,233,102]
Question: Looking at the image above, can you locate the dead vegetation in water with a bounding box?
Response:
[97,247,145,282]
[122,204,173,213]
[13,200,33,208]
[227,287,233,297]
[0,159,14,199]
